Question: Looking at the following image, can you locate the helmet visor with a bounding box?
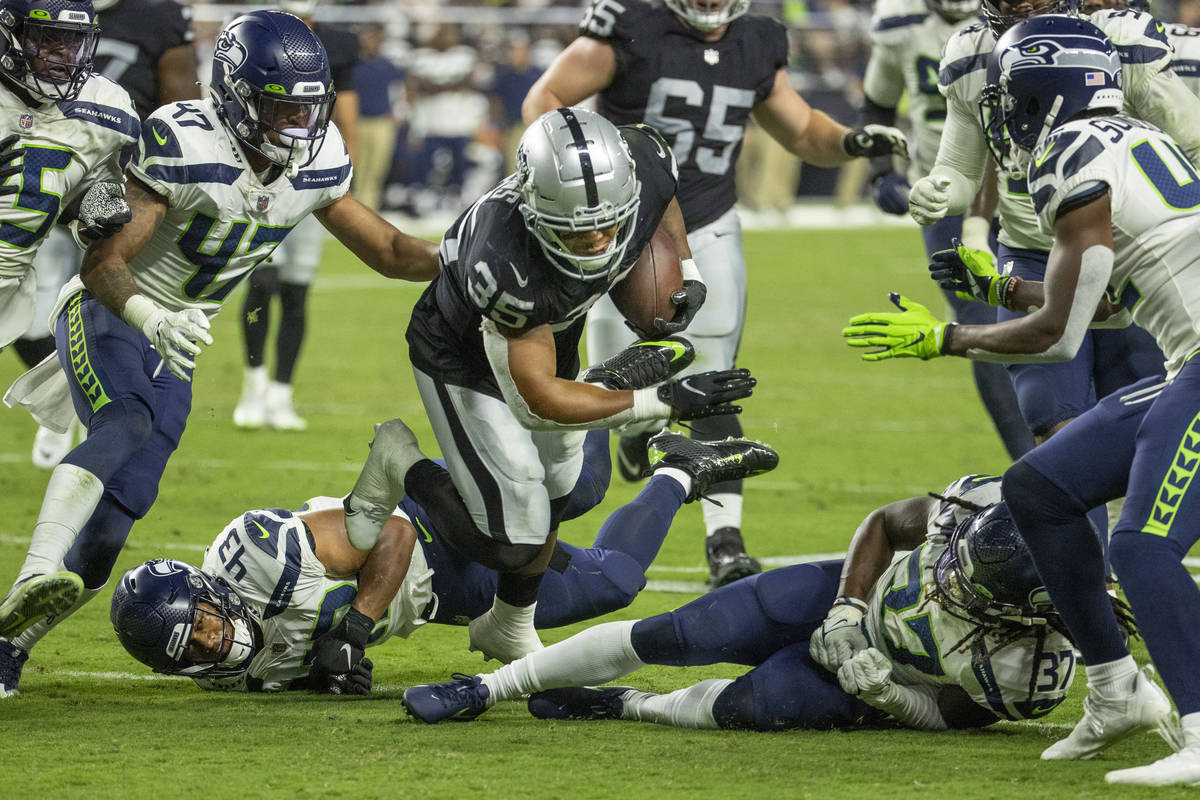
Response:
[258,91,334,143]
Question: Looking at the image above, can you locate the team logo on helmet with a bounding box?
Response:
[213,29,248,73]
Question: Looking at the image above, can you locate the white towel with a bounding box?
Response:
[4,352,73,433]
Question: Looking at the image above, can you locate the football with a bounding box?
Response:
[609,229,683,336]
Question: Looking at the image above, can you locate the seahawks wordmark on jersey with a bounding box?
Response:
[579,0,786,230]
[864,475,1075,721]
[197,497,432,692]
[1166,22,1200,99]
[1029,114,1200,377]
[0,76,138,280]
[940,8,1176,251]
[51,98,351,322]
[406,124,678,397]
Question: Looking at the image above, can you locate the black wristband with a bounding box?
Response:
[342,607,375,645]
[940,322,957,356]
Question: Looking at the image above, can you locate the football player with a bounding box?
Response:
[844,16,1200,784]
[521,0,909,589]
[402,475,1092,733]
[0,10,439,696]
[863,0,1034,462]
[22,0,201,469]
[394,105,768,666]
[108,420,779,693]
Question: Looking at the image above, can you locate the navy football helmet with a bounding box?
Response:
[110,559,262,679]
[980,15,1121,166]
[934,502,1060,627]
[0,0,98,101]
[209,10,335,174]
[927,0,982,23]
[980,0,1077,36]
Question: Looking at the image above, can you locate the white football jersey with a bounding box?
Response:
[866,0,977,178]
[53,97,351,319]
[864,475,1075,722]
[939,9,1186,251]
[1166,22,1200,98]
[0,76,138,279]
[196,496,433,692]
[1029,114,1200,377]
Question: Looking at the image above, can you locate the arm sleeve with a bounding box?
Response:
[1127,68,1200,165]
[930,97,987,213]
[863,45,906,109]
[864,681,948,731]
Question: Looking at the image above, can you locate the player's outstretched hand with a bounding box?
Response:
[843,125,908,159]
[76,181,133,241]
[870,170,911,216]
[843,293,950,362]
[0,134,21,197]
[929,239,1015,307]
[908,175,951,226]
[652,279,707,335]
[809,598,869,673]
[837,647,894,697]
[310,607,374,695]
[658,368,755,420]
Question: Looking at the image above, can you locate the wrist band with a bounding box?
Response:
[939,322,957,356]
[833,596,868,614]
[679,257,702,283]
[998,275,1022,312]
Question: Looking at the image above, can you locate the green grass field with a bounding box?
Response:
[0,224,1192,798]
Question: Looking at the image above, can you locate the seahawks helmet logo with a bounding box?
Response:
[214,30,248,73]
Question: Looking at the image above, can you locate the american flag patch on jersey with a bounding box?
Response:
[1084,71,1106,86]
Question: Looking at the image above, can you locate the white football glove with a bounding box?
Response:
[122,294,212,382]
[809,599,869,673]
[837,647,894,697]
[908,175,952,226]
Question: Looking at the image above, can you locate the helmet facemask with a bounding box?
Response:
[0,1,97,102]
[926,0,982,22]
[980,0,1076,36]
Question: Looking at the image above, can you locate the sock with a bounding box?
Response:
[12,583,101,653]
[242,267,277,367]
[621,678,732,729]
[654,467,692,498]
[702,492,743,535]
[496,571,543,607]
[1085,655,1138,699]
[481,619,643,703]
[592,474,686,571]
[274,282,308,383]
[17,464,104,581]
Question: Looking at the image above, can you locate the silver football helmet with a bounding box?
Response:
[516,107,641,282]
[664,0,750,32]
[926,0,981,22]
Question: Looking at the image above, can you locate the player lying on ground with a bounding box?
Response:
[109,401,778,692]
[402,475,1128,731]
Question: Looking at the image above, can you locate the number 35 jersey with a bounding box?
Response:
[197,497,433,692]
[53,97,351,320]
[864,475,1075,722]
[580,0,786,230]
[0,77,138,279]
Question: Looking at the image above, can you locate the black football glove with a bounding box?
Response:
[658,368,756,420]
[0,134,22,198]
[843,125,908,159]
[74,181,132,241]
[650,279,707,335]
[331,657,373,696]
[309,606,373,695]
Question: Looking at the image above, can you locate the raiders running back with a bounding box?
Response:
[940,7,1192,251]
[49,98,351,323]
[196,496,433,692]
[864,475,1075,721]
[406,123,678,395]
[577,0,785,230]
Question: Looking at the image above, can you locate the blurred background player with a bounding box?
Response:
[522,0,908,588]
[17,0,198,469]
[232,0,361,431]
[862,0,1033,461]
[351,22,403,213]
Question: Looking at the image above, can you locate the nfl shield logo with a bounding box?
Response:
[255,194,270,212]
[18,113,33,130]
[704,48,719,65]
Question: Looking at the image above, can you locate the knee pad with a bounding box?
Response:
[1003,460,1090,522]
[752,564,837,626]
[248,265,280,295]
[630,613,686,665]
[710,677,760,730]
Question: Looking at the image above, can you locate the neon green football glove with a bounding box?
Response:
[843,293,951,361]
[928,239,1016,307]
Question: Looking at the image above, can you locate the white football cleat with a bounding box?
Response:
[468,602,543,664]
[1042,665,1172,760]
[31,424,73,470]
[1107,718,1200,786]
[0,572,84,639]
[344,419,426,550]
[233,366,268,428]
[264,381,306,431]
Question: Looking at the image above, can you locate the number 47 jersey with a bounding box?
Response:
[52,97,351,322]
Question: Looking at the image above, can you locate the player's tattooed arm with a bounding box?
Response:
[79,176,167,316]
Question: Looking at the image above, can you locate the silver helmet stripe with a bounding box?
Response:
[557,107,599,209]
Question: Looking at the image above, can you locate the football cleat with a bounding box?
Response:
[528,686,633,721]
[0,571,84,640]
[233,367,268,429]
[647,431,779,503]
[402,673,492,724]
[0,640,28,698]
[468,607,543,664]
[344,418,426,550]
[1042,665,1171,761]
[264,381,306,431]
[1106,720,1200,786]
[581,337,695,391]
[706,527,762,589]
[616,432,653,482]
[31,424,73,470]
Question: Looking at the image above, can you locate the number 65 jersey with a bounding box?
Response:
[197,497,433,692]
[52,97,351,323]
[864,476,1076,722]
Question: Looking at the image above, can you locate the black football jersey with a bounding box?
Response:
[313,24,361,99]
[581,0,787,229]
[93,0,194,121]
[407,125,678,396]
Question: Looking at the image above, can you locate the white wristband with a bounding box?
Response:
[960,216,992,253]
[121,294,157,330]
[679,257,702,284]
[632,387,672,424]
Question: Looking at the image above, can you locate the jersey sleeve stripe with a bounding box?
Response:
[57,101,140,139]
[970,643,1019,721]
[1116,43,1170,64]
[142,162,243,185]
[939,53,987,90]
[288,164,352,189]
[1171,59,1200,77]
[1061,136,1106,179]
[873,12,928,32]
[264,528,303,620]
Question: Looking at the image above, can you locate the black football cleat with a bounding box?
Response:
[647,432,779,503]
[581,337,695,391]
[616,431,653,482]
[527,686,633,721]
[706,527,762,590]
[402,673,491,724]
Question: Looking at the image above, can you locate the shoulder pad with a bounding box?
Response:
[1092,8,1170,49]
[61,75,139,140]
[622,123,678,180]
[1029,121,1110,218]
[578,0,646,42]
[939,24,991,91]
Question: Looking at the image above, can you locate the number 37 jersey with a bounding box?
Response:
[54,98,351,320]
